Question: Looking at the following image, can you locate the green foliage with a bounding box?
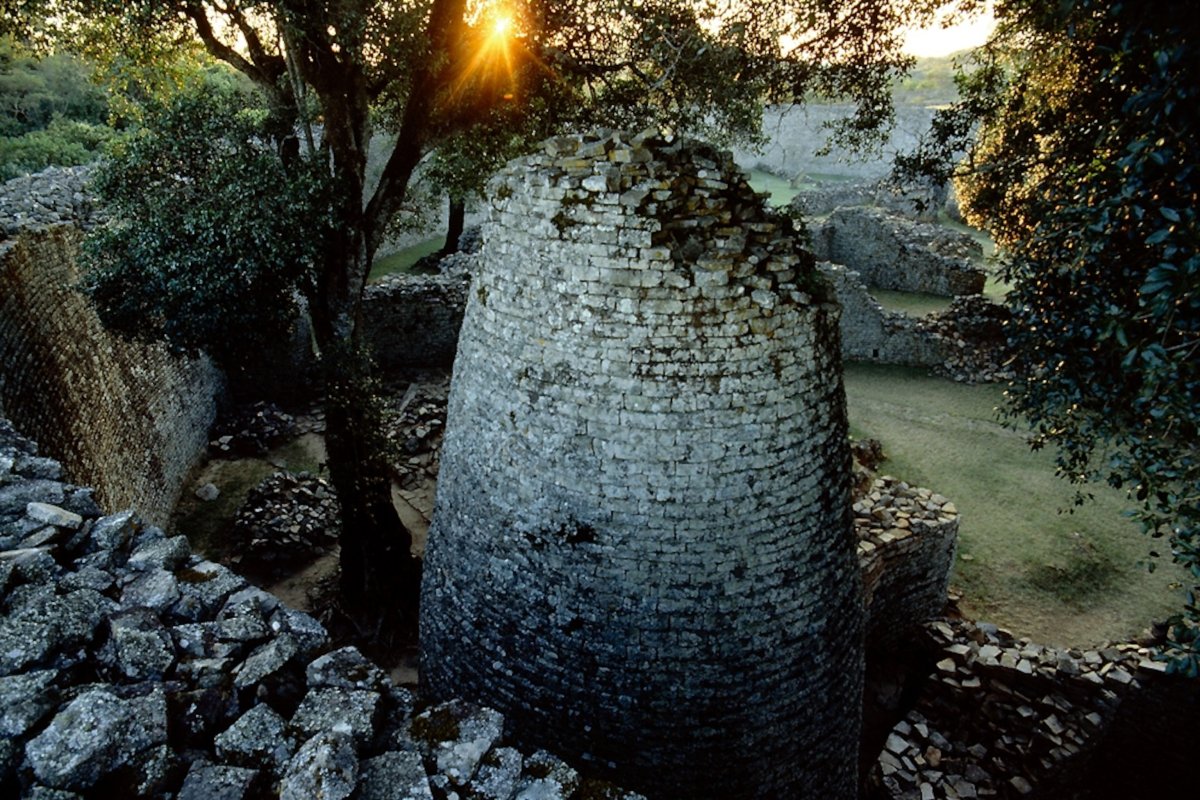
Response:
[81,80,333,374]
[899,0,1199,669]
[0,36,108,135]
[0,116,113,179]
[0,35,113,178]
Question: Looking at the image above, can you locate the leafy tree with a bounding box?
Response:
[21,0,944,632]
[899,0,1199,669]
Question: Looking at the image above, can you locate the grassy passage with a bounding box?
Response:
[870,288,954,317]
[369,235,444,282]
[844,362,1187,647]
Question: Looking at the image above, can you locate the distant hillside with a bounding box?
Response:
[893,53,968,107]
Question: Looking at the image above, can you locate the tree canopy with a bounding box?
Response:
[900,0,1199,669]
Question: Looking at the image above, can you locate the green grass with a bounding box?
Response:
[870,288,953,317]
[746,169,800,206]
[844,362,1187,647]
[369,236,444,282]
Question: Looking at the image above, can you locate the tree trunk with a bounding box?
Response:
[322,359,422,633]
[443,196,466,254]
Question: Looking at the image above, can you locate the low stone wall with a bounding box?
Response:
[818,263,945,366]
[855,477,958,650]
[875,619,1199,799]
[0,228,220,526]
[810,207,986,297]
[789,179,948,222]
[0,418,645,800]
[360,274,469,370]
[0,166,100,238]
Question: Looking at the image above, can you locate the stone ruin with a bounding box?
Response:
[421,130,865,798]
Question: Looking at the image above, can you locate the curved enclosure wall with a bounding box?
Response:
[0,227,219,525]
[421,132,864,798]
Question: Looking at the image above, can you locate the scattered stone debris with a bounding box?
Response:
[385,374,450,492]
[919,295,1014,384]
[1,417,646,799]
[231,471,340,574]
[208,401,297,457]
[872,618,1194,799]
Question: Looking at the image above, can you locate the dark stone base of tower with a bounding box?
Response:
[420,131,864,798]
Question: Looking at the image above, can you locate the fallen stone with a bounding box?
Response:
[126,535,191,572]
[214,702,295,773]
[25,685,167,790]
[101,608,175,681]
[26,502,82,530]
[469,745,524,799]
[195,483,220,502]
[0,668,59,737]
[291,686,381,747]
[120,568,181,613]
[176,762,261,800]
[306,645,388,691]
[356,751,433,800]
[280,731,358,800]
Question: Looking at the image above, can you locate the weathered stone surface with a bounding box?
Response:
[25,502,82,529]
[24,685,167,790]
[512,750,581,800]
[126,534,191,572]
[422,130,864,798]
[356,751,433,800]
[176,762,261,800]
[233,632,300,688]
[280,731,358,800]
[0,668,58,737]
[120,567,181,612]
[291,686,380,747]
[214,702,295,772]
[101,607,175,680]
[469,745,524,800]
[306,645,388,691]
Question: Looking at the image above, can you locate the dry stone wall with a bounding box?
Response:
[809,207,986,297]
[361,274,469,371]
[818,263,945,366]
[0,225,220,526]
[422,131,864,799]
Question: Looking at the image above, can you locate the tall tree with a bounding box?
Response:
[25,0,943,632]
[899,0,1199,669]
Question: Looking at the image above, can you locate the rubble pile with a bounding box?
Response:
[386,375,450,492]
[874,619,1176,799]
[230,472,340,574]
[1,417,645,799]
[208,403,298,458]
[919,296,1014,384]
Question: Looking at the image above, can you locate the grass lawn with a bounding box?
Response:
[870,288,953,317]
[369,235,444,282]
[844,362,1187,647]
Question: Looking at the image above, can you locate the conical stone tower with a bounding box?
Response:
[420,130,864,798]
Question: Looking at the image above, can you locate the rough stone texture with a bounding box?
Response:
[0,417,643,799]
[818,262,946,366]
[0,166,100,239]
[421,130,865,799]
[362,273,470,370]
[874,619,1200,799]
[0,225,220,525]
[854,477,958,650]
[809,207,986,297]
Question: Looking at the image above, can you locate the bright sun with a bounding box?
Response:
[491,14,514,39]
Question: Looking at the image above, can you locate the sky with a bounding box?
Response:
[902,4,997,58]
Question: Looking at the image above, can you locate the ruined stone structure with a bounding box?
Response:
[362,273,470,371]
[421,131,864,798]
[0,226,220,525]
[809,207,986,297]
[817,262,945,367]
